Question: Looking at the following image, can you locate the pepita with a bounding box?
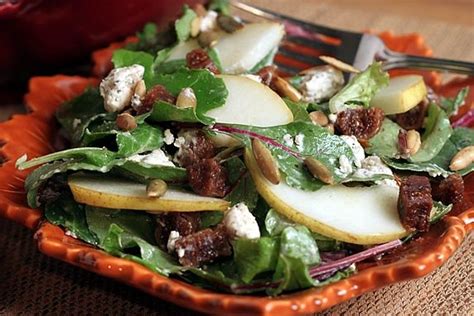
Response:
[252,139,281,185]
[319,55,360,73]
[449,145,474,171]
[198,31,219,48]
[309,111,329,126]
[217,15,244,33]
[406,130,421,155]
[176,87,197,109]
[304,157,334,184]
[134,80,146,98]
[273,76,302,102]
[116,113,137,131]
[146,179,168,198]
[190,16,202,37]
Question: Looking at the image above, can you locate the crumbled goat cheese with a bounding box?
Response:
[200,10,218,32]
[338,155,353,174]
[340,135,365,168]
[167,231,180,253]
[328,113,337,123]
[299,67,344,103]
[283,134,294,147]
[353,156,398,186]
[177,248,185,258]
[99,64,144,112]
[223,203,260,239]
[241,74,262,83]
[295,133,305,151]
[127,149,174,167]
[173,136,186,148]
[164,129,175,145]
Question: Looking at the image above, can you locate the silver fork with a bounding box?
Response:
[232,2,474,75]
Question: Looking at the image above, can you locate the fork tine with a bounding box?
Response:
[231,1,358,39]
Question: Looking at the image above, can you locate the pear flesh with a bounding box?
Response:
[370,75,427,115]
[245,151,409,244]
[166,22,284,74]
[207,75,294,127]
[68,173,229,212]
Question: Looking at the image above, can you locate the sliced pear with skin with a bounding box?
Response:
[214,22,284,74]
[207,75,293,127]
[244,150,409,244]
[370,75,427,115]
[165,22,284,74]
[68,173,229,212]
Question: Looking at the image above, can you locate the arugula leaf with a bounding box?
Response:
[409,104,452,162]
[200,212,225,229]
[224,157,259,209]
[268,226,320,295]
[44,194,98,245]
[265,209,295,236]
[208,0,231,15]
[329,62,389,113]
[440,87,469,117]
[116,161,187,183]
[366,119,402,158]
[284,98,311,122]
[175,6,197,42]
[150,68,228,124]
[85,207,182,276]
[217,121,355,190]
[385,127,474,176]
[56,88,112,145]
[115,123,163,156]
[112,49,155,85]
[149,100,213,125]
[125,23,177,55]
[430,201,453,224]
[233,237,280,283]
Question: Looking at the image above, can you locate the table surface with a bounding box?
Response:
[1,1,473,315]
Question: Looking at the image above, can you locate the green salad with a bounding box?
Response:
[17,1,473,295]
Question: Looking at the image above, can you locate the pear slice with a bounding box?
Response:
[214,22,284,74]
[68,173,229,212]
[165,22,284,74]
[370,75,427,115]
[206,75,293,127]
[245,150,409,244]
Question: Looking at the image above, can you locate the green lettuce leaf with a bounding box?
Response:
[385,127,474,176]
[224,156,259,209]
[56,88,112,145]
[248,47,278,73]
[44,193,98,245]
[440,87,469,117]
[219,121,355,190]
[175,6,197,42]
[208,0,231,15]
[112,49,155,86]
[233,237,280,283]
[284,98,311,122]
[366,119,402,158]
[125,22,177,55]
[150,68,228,124]
[409,104,452,162]
[149,100,213,125]
[329,62,389,113]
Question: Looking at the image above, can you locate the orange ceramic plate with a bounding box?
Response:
[1,33,473,315]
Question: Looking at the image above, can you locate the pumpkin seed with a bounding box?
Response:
[273,76,302,102]
[449,145,474,171]
[146,179,167,198]
[252,139,281,185]
[309,111,329,126]
[116,113,137,131]
[304,157,334,184]
[176,87,197,109]
[406,130,421,155]
[319,55,360,73]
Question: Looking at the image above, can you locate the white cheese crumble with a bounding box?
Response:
[283,134,294,147]
[295,133,305,151]
[177,248,185,258]
[340,135,365,168]
[131,93,142,109]
[164,129,175,145]
[99,64,144,113]
[173,136,186,148]
[299,67,344,103]
[127,149,174,167]
[200,10,218,32]
[328,113,337,124]
[338,155,353,175]
[167,230,180,253]
[223,203,260,239]
[352,156,398,187]
[241,74,262,83]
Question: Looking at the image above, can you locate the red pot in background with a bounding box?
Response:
[0,0,204,81]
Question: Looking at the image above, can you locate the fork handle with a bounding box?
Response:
[381,50,474,75]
